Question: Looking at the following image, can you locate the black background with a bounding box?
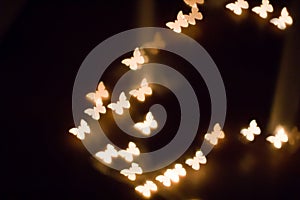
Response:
[1,0,300,199]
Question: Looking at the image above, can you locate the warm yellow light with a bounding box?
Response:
[266,126,289,149]
[129,78,152,102]
[166,11,188,33]
[107,92,130,115]
[270,7,293,30]
[240,120,261,141]
[120,163,143,181]
[226,0,249,15]
[204,123,225,145]
[252,0,273,19]
[184,0,204,8]
[185,150,206,170]
[121,47,145,70]
[135,181,157,198]
[155,163,186,187]
[86,81,109,104]
[184,6,203,25]
[118,142,140,162]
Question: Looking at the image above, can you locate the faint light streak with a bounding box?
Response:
[226,0,249,15]
[95,144,118,164]
[120,163,143,181]
[129,78,152,102]
[252,0,273,19]
[107,92,130,115]
[68,119,90,140]
[266,126,288,149]
[121,47,145,70]
[118,142,140,162]
[141,32,166,55]
[270,7,293,30]
[135,181,157,198]
[134,111,158,135]
[240,120,261,141]
[204,123,225,145]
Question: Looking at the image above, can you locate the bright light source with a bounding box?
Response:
[226,0,249,15]
[240,120,261,141]
[135,181,157,198]
[266,126,288,149]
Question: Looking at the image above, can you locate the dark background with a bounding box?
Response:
[1,0,300,199]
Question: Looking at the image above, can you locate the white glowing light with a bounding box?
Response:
[183,0,204,8]
[84,99,106,120]
[270,7,293,30]
[185,150,207,170]
[120,163,143,181]
[166,11,188,33]
[107,92,130,115]
[134,112,158,135]
[121,47,145,70]
[252,0,273,19]
[240,120,261,141]
[174,164,187,177]
[129,78,152,102]
[135,181,157,198]
[118,142,140,162]
[266,127,288,149]
[95,144,118,164]
[184,6,203,25]
[155,164,186,187]
[204,123,225,145]
[69,119,90,140]
[226,0,249,15]
[86,81,109,104]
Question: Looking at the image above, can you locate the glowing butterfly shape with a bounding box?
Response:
[204,123,225,145]
[252,0,273,19]
[86,81,109,103]
[95,144,118,164]
[107,92,130,115]
[120,163,143,181]
[121,48,145,70]
[129,78,152,102]
[240,120,261,141]
[84,99,106,120]
[156,164,186,187]
[134,112,158,135]
[166,11,188,33]
[118,142,140,162]
[135,181,157,198]
[185,150,207,170]
[184,6,203,25]
[183,0,204,8]
[266,128,288,149]
[69,119,90,140]
[156,170,178,187]
[226,0,249,15]
[173,164,187,177]
[270,7,293,30]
